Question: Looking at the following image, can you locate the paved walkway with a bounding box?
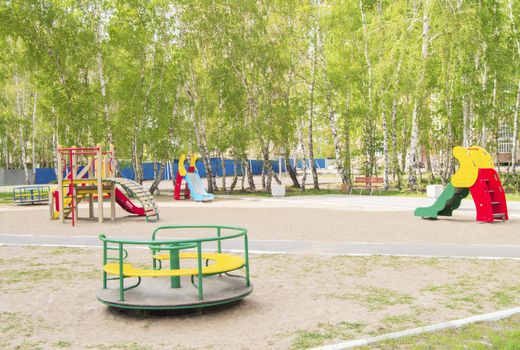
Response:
[224,194,520,216]
[1,234,519,259]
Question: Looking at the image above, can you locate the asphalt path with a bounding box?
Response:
[1,234,519,259]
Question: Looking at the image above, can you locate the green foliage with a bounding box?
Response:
[0,0,519,187]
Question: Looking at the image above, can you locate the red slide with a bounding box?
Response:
[114,188,145,216]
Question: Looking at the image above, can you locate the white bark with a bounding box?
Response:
[31,92,37,176]
[407,0,430,189]
[382,109,389,190]
[492,78,500,172]
[13,73,29,184]
[19,126,29,184]
[512,79,520,174]
[508,0,520,173]
[360,0,375,175]
[406,101,419,188]
[327,106,346,184]
[220,155,226,191]
[307,25,319,190]
[462,92,470,147]
[298,121,308,192]
[94,4,112,144]
[508,0,520,57]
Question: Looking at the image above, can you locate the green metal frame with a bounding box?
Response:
[99,225,250,308]
[12,185,50,205]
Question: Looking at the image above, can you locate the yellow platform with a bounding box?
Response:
[103,253,245,277]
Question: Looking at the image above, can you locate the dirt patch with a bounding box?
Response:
[1,246,519,349]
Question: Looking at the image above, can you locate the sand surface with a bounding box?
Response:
[1,246,520,349]
[0,196,519,245]
[1,195,520,349]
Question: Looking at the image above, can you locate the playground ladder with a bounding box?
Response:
[470,169,508,222]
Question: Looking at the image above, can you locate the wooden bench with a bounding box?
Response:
[349,176,384,195]
[103,252,245,278]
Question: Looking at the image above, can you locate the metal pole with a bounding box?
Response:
[170,247,181,288]
[244,233,250,287]
[57,145,64,223]
[97,144,103,223]
[102,240,107,289]
[110,182,116,221]
[118,242,124,301]
[197,243,203,300]
[217,227,222,253]
[69,149,75,227]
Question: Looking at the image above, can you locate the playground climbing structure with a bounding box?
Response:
[414,146,508,223]
[173,154,214,202]
[50,145,159,226]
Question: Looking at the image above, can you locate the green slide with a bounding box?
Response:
[414,183,470,219]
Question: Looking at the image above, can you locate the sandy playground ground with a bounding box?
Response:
[0,194,519,349]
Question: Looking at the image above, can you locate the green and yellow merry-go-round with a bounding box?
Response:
[97,225,252,310]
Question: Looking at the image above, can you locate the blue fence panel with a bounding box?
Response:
[33,157,326,184]
[315,159,326,168]
[119,167,135,180]
[35,168,56,184]
[295,159,325,169]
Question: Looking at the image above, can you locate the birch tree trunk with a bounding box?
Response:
[299,122,308,192]
[382,109,389,190]
[261,142,281,192]
[193,114,214,193]
[96,28,112,143]
[229,159,238,193]
[19,126,29,184]
[390,61,401,183]
[149,160,165,195]
[406,102,419,189]
[512,79,520,174]
[31,92,37,177]
[327,92,347,185]
[187,68,215,193]
[242,156,256,190]
[282,149,299,188]
[462,92,470,147]
[13,73,29,184]
[131,131,143,184]
[407,0,430,189]
[307,51,319,189]
[220,155,227,191]
[360,0,375,176]
[343,97,352,185]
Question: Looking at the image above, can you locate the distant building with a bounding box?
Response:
[497,124,514,165]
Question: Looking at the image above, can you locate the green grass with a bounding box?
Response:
[326,287,415,311]
[217,184,520,201]
[291,322,365,350]
[216,188,427,198]
[505,192,520,201]
[0,191,13,203]
[52,340,72,348]
[86,343,154,350]
[365,314,520,349]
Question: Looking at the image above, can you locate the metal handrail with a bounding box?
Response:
[99,225,250,303]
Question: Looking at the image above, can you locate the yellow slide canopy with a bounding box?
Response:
[189,154,198,168]
[178,154,187,176]
[450,145,495,188]
[178,154,198,176]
